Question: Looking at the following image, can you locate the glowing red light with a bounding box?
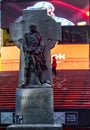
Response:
[53,1,89,18]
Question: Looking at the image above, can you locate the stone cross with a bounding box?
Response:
[7,8,62,129]
[10,8,61,86]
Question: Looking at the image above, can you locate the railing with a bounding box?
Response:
[0,57,89,71]
[1,59,19,71]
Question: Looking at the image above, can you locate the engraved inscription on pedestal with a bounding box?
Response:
[16,88,54,124]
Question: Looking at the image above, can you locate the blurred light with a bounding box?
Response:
[26,1,74,26]
[77,21,86,25]
[54,1,89,18]
[86,11,90,16]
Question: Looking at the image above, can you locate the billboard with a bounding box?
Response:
[1,0,90,28]
[1,44,89,71]
[51,44,89,70]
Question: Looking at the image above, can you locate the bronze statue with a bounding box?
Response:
[20,23,47,87]
[10,9,61,88]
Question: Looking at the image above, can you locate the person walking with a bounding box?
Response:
[52,56,57,76]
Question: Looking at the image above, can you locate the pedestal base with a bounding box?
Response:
[7,124,62,130]
[16,87,54,124]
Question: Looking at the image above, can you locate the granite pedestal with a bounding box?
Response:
[7,87,62,130]
[15,87,54,124]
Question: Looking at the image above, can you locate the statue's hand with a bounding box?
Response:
[19,39,23,43]
[34,51,39,55]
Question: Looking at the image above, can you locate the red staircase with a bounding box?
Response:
[0,71,18,109]
[0,70,90,109]
[53,70,90,109]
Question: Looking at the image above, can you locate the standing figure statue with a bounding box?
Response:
[20,23,47,87]
[10,9,61,88]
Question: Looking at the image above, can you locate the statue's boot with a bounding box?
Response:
[24,68,29,86]
[19,68,29,88]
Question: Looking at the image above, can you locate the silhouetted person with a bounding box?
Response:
[52,56,57,76]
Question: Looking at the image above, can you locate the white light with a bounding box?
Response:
[26,1,74,26]
[77,21,86,25]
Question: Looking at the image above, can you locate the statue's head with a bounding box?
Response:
[29,23,37,33]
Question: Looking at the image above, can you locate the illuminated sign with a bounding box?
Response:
[65,112,78,124]
[51,44,89,70]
